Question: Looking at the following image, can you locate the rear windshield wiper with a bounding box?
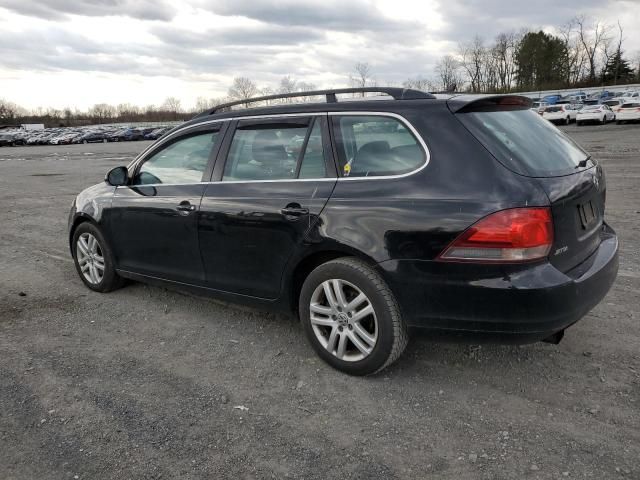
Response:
[575,155,591,169]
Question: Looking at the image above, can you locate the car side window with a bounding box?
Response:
[222,122,310,181]
[331,115,425,177]
[133,131,219,185]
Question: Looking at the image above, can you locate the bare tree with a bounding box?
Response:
[459,36,486,92]
[403,76,435,92]
[350,62,373,96]
[560,20,588,85]
[575,15,611,83]
[492,32,519,92]
[161,97,182,113]
[227,77,259,104]
[89,103,115,122]
[0,99,19,120]
[435,55,462,92]
[602,20,624,84]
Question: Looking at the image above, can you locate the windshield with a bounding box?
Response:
[457,108,592,177]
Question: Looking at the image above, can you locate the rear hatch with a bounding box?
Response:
[451,95,606,273]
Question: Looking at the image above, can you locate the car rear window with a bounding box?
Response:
[622,103,640,108]
[545,106,563,112]
[457,109,592,177]
[603,100,619,106]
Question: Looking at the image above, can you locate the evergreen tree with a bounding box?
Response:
[515,31,568,90]
[601,50,635,84]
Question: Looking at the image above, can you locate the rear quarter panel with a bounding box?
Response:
[319,103,550,263]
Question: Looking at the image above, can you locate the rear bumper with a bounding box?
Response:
[376,224,618,342]
[577,114,603,122]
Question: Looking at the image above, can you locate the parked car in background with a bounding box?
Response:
[576,104,616,125]
[602,99,625,114]
[541,94,561,105]
[566,92,587,103]
[616,102,640,124]
[109,128,144,142]
[143,127,170,140]
[0,133,16,147]
[620,91,639,102]
[531,101,549,114]
[77,131,109,144]
[543,104,580,124]
[67,88,618,375]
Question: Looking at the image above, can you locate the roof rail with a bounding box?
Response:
[201,87,435,116]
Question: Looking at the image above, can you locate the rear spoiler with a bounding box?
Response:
[447,95,532,113]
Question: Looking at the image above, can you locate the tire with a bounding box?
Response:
[616,121,622,125]
[576,121,582,126]
[71,222,124,293]
[565,116,570,125]
[83,140,88,144]
[103,139,108,143]
[299,257,408,375]
[601,116,606,125]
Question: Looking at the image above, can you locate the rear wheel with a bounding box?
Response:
[72,223,124,293]
[565,116,570,125]
[299,257,408,375]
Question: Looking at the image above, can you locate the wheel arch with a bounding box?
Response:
[286,247,378,314]
[68,213,100,249]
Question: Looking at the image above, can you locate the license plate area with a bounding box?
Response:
[578,200,597,229]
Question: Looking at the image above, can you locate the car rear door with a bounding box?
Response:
[198,114,337,299]
[108,122,227,284]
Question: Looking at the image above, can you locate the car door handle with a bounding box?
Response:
[176,201,196,213]
[281,204,309,217]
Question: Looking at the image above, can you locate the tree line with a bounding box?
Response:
[1,15,639,127]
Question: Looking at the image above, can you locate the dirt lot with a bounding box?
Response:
[1,124,639,480]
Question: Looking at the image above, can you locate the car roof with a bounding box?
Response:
[182,92,532,130]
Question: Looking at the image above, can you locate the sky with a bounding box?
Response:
[0,0,638,111]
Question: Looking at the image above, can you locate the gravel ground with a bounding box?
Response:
[1,125,639,480]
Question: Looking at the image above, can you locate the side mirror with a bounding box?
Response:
[105,166,129,186]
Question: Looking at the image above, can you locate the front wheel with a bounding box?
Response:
[72,223,124,293]
[299,257,408,375]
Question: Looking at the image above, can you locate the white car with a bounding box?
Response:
[616,102,640,124]
[542,104,580,124]
[602,99,625,114]
[576,105,616,125]
[531,101,549,114]
[620,91,639,102]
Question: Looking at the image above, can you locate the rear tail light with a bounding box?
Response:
[438,208,554,263]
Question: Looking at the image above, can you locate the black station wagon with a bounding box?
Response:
[68,87,619,375]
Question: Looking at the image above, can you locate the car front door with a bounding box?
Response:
[108,123,226,284]
[198,114,337,299]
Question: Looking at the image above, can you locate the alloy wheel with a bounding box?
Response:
[76,233,105,285]
[309,279,378,362]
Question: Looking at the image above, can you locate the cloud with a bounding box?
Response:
[0,0,176,21]
[0,0,636,110]
[203,0,422,33]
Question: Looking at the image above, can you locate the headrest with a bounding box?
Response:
[352,141,391,174]
[251,130,287,166]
